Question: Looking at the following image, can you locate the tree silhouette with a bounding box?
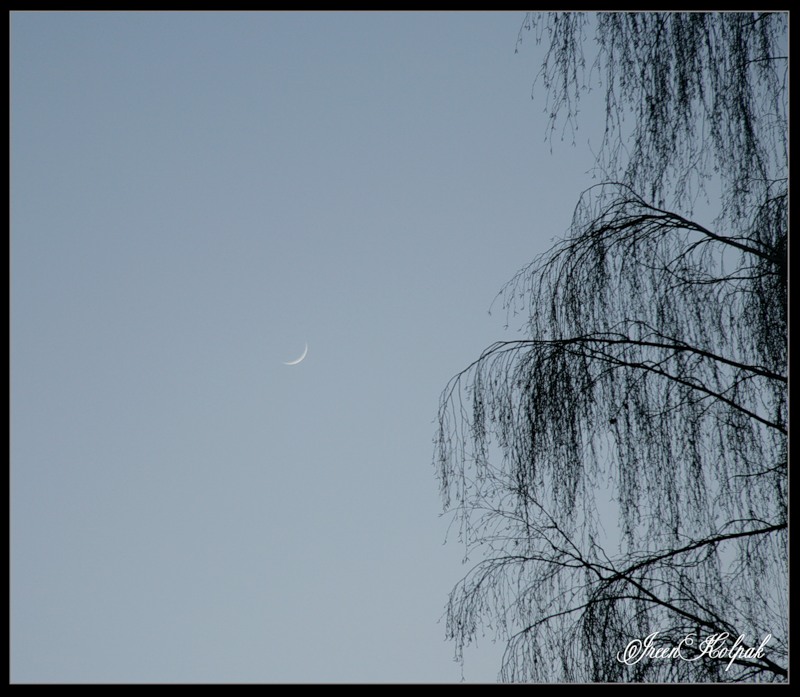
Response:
[435,12,787,682]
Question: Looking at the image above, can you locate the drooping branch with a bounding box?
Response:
[519,13,787,218]
[437,12,786,683]
[565,339,786,434]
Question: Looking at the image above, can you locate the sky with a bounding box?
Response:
[11,11,603,683]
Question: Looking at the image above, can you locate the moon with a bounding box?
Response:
[283,342,308,366]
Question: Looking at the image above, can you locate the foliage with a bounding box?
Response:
[436,12,787,682]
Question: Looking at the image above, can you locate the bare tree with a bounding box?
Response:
[435,12,787,682]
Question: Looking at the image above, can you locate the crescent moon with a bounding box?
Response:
[283,342,308,366]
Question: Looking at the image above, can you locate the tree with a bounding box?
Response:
[435,12,787,682]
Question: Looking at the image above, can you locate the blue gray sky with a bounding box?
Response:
[11,11,602,683]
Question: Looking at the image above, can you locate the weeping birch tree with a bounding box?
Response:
[435,12,787,682]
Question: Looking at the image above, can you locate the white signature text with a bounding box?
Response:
[617,631,772,672]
